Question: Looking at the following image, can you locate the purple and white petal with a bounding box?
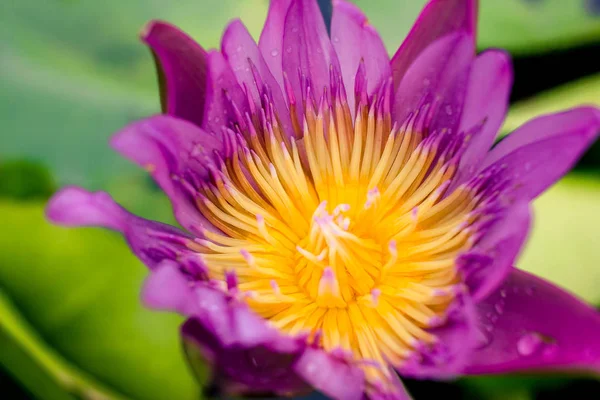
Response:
[453,50,512,186]
[331,0,391,111]
[259,0,293,90]
[282,0,341,121]
[398,291,477,379]
[391,0,477,88]
[393,32,473,132]
[465,269,600,375]
[479,107,600,201]
[460,202,531,301]
[111,115,222,234]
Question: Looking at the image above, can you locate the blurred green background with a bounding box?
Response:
[1,0,599,399]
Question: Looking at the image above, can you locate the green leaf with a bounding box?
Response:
[0,160,57,201]
[478,0,600,55]
[502,73,600,135]
[0,0,269,188]
[0,201,198,400]
[351,0,600,55]
[0,290,122,400]
[519,174,600,305]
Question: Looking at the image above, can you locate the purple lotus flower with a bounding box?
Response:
[46,0,600,398]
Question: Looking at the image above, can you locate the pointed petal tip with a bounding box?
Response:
[142,260,195,314]
[45,187,127,231]
[139,19,169,42]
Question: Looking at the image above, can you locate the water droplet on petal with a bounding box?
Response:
[270,49,279,57]
[525,286,535,296]
[517,332,555,356]
[475,328,492,349]
[236,45,243,53]
[494,300,505,315]
[543,343,559,359]
[333,36,340,42]
[286,47,292,54]
[500,289,507,298]
[292,27,299,33]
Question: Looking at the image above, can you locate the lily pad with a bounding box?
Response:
[520,174,600,305]
[352,0,600,55]
[502,73,600,135]
[0,201,198,400]
[0,0,269,188]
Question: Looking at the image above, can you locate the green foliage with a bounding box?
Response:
[352,0,600,55]
[0,201,199,400]
[0,160,56,201]
[1,0,599,399]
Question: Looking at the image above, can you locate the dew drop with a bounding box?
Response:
[517,332,555,356]
[494,300,505,315]
[500,289,507,298]
[543,343,559,358]
[525,286,535,296]
[286,47,292,54]
[445,105,453,115]
[475,329,492,349]
[333,36,340,42]
[236,45,243,53]
[292,27,299,33]
[423,78,431,86]
[270,49,279,57]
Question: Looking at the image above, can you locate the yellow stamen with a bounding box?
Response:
[188,95,480,390]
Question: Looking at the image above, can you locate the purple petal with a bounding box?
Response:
[367,374,413,400]
[390,0,477,88]
[221,19,294,136]
[331,0,391,111]
[181,286,310,396]
[393,32,474,131]
[294,347,365,400]
[398,292,477,379]
[201,50,250,135]
[259,0,293,90]
[282,0,341,120]
[454,50,512,185]
[480,107,600,201]
[46,187,197,270]
[181,285,369,398]
[111,115,221,234]
[46,186,129,231]
[142,260,197,314]
[460,202,531,301]
[141,21,208,127]
[465,269,600,375]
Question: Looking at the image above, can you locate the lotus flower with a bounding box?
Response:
[46,0,600,398]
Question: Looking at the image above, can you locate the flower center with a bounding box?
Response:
[187,85,480,377]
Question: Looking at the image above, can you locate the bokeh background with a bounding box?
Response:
[1,0,600,399]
